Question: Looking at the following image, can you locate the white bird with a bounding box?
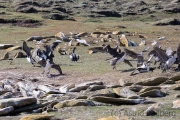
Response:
[76,39,90,46]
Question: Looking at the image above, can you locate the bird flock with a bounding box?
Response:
[19,31,180,77]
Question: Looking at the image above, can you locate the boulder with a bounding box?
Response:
[172,100,180,108]
[139,89,165,97]
[169,75,180,81]
[0,92,13,99]
[170,84,180,90]
[0,106,14,116]
[11,101,51,115]
[20,113,54,120]
[85,85,106,92]
[54,99,95,109]
[38,85,60,94]
[89,96,144,105]
[113,87,138,98]
[161,80,175,84]
[6,46,21,52]
[129,85,143,92]
[0,52,9,60]
[0,97,37,108]
[59,83,75,93]
[77,81,103,86]
[153,18,180,26]
[69,85,89,92]
[0,44,13,49]
[134,77,168,86]
[139,86,161,94]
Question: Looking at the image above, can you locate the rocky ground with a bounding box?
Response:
[0,0,180,120]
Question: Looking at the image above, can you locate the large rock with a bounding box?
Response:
[113,87,138,98]
[11,101,51,115]
[134,77,168,86]
[139,86,161,94]
[0,97,37,108]
[59,83,75,93]
[6,46,21,52]
[85,85,106,92]
[38,85,60,94]
[69,85,89,92]
[0,44,13,49]
[169,75,180,81]
[77,81,103,86]
[172,100,180,108]
[89,96,144,105]
[128,85,143,92]
[139,89,165,97]
[153,18,180,26]
[0,106,14,116]
[54,99,95,109]
[170,84,180,90]
[20,113,54,120]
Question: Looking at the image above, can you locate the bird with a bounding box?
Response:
[69,47,79,62]
[124,46,150,67]
[110,52,133,69]
[22,41,36,66]
[130,54,155,75]
[153,46,176,73]
[41,59,54,77]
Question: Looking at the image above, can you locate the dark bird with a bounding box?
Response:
[124,46,150,67]
[153,46,176,73]
[110,52,133,69]
[130,54,155,76]
[41,59,54,77]
[69,47,79,62]
[22,41,36,65]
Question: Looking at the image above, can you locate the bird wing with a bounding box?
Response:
[123,59,133,67]
[124,48,138,59]
[153,46,169,62]
[51,40,62,51]
[148,50,158,57]
[166,47,174,56]
[37,59,46,67]
[52,64,62,74]
[22,41,32,57]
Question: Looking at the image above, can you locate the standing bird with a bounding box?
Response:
[22,41,36,66]
[69,47,79,62]
[41,59,54,77]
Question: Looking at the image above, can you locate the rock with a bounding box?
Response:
[77,81,103,86]
[144,109,157,116]
[0,52,9,60]
[0,90,11,96]
[170,84,180,90]
[38,85,60,94]
[11,101,51,114]
[0,106,14,116]
[113,87,138,98]
[90,96,144,105]
[175,94,180,98]
[20,113,54,120]
[172,100,180,108]
[18,82,31,97]
[85,85,106,92]
[134,77,168,86]
[119,79,133,86]
[161,80,175,84]
[14,51,26,58]
[88,88,117,98]
[0,97,37,108]
[59,83,75,93]
[0,92,13,99]
[139,86,161,94]
[69,85,89,92]
[6,46,21,52]
[0,44,13,49]
[54,99,95,109]
[169,75,180,81]
[153,18,180,26]
[129,85,143,92]
[139,89,165,97]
